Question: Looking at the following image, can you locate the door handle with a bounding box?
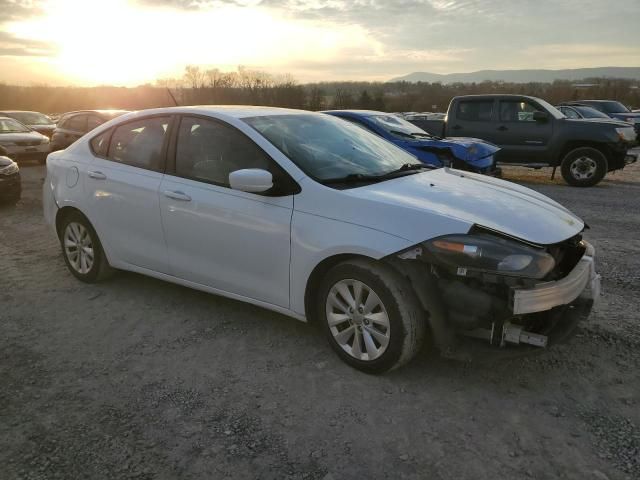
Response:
[88,170,107,180]
[163,190,192,202]
[451,124,462,130]
[497,125,508,131]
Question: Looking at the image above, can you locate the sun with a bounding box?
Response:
[5,0,376,86]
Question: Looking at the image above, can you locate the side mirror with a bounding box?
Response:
[532,111,549,122]
[229,168,273,193]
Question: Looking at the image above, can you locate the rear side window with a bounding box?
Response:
[107,116,170,171]
[67,115,87,132]
[560,106,580,119]
[87,116,103,131]
[456,101,494,121]
[90,130,110,157]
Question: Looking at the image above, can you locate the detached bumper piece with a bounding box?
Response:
[511,242,600,315]
[462,242,600,349]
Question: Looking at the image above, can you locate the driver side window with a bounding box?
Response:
[499,100,543,122]
[175,116,271,187]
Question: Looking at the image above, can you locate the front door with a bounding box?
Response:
[495,99,554,163]
[159,115,294,308]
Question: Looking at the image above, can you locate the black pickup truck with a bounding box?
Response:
[415,94,637,187]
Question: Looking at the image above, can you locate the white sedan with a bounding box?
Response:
[43,107,600,373]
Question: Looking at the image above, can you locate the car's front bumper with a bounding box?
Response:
[4,144,49,162]
[510,242,600,315]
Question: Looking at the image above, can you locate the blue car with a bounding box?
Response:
[323,110,500,174]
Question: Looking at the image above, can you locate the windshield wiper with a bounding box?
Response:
[389,130,415,139]
[322,163,432,185]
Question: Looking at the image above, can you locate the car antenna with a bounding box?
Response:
[167,87,179,107]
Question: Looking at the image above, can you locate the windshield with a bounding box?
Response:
[6,111,52,126]
[0,118,31,133]
[244,114,422,183]
[535,98,565,119]
[575,106,610,119]
[369,114,432,138]
[598,101,631,114]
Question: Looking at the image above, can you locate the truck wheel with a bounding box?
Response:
[318,259,426,374]
[560,147,608,187]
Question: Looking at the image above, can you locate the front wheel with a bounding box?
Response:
[560,147,608,187]
[318,259,426,373]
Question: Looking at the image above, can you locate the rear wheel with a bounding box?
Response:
[59,211,114,282]
[560,147,607,187]
[318,259,426,373]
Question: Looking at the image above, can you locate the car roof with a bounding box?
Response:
[452,94,542,101]
[61,109,129,117]
[322,110,388,117]
[95,106,319,121]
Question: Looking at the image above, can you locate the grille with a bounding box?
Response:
[15,140,41,147]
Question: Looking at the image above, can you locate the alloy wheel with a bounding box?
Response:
[325,279,391,361]
[64,222,94,274]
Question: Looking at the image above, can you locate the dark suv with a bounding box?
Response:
[51,110,128,151]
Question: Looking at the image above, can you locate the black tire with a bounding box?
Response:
[317,259,426,374]
[59,211,114,283]
[560,147,608,187]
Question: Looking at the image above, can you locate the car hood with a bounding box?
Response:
[565,117,630,128]
[612,113,640,122]
[322,168,584,246]
[0,131,47,143]
[0,155,16,167]
[405,136,499,160]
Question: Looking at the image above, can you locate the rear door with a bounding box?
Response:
[448,99,497,140]
[84,115,172,273]
[495,98,554,163]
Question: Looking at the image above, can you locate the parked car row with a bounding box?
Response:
[405,95,637,187]
[0,109,128,166]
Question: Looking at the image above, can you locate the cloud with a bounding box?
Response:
[0,1,55,56]
[0,0,44,22]
[0,31,55,56]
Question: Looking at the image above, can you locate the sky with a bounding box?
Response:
[0,0,639,86]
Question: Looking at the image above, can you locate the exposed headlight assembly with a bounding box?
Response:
[399,234,556,280]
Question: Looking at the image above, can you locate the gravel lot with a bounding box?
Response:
[1,161,639,480]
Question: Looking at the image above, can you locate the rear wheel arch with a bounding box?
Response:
[55,206,95,240]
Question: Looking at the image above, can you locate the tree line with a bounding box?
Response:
[1,65,638,115]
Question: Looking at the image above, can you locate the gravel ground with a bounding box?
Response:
[1,162,639,480]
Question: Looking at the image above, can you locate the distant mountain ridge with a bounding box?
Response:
[389,67,640,84]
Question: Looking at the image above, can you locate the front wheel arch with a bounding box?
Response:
[304,254,374,325]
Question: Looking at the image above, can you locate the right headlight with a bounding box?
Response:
[418,234,556,280]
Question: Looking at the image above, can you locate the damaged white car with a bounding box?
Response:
[43,107,600,373]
